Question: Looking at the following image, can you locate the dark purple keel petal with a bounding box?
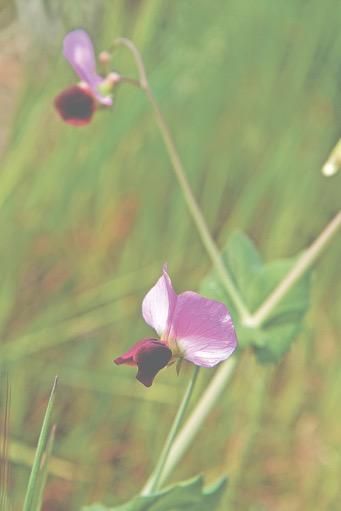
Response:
[114,339,172,387]
[54,85,96,126]
[135,341,172,387]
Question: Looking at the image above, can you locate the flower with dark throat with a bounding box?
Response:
[114,266,237,387]
[54,29,120,126]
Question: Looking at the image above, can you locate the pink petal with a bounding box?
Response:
[142,266,177,339]
[114,338,172,387]
[170,292,237,367]
[63,29,112,106]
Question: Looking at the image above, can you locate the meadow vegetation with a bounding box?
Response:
[0,1,340,509]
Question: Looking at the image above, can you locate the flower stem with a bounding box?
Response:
[140,365,200,496]
[157,212,340,482]
[160,358,236,486]
[113,38,341,488]
[114,37,251,323]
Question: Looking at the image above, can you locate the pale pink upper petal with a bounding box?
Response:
[142,267,177,338]
[63,29,112,105]
[170,292,237,367]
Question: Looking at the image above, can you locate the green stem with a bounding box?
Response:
[113,38,341,489]
[160,357,236,484]
[140,365,200,496]
[159,212,340,482]
[245,210,341,328]
[114,38,251,323]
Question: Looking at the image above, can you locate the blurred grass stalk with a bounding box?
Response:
[0,371,11,510]
[0,297,135,363]
[0,434,89,481]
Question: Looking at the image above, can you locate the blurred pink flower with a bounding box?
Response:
[54,29,119,126]
[114,266,237,387]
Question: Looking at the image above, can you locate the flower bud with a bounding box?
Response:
[98,51,111,64]
[322,139,341,177]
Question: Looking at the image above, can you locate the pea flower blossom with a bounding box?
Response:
[54,29,119,126]
[114,267,237,387]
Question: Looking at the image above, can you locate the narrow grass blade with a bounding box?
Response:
[34,424,56,510]
[0,371,11,510]
[23,377,58,511]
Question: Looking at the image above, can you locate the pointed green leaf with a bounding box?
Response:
[23,377,58,511]
[82,475,227,511]
[34,424,57,510]
[222,231,263,294]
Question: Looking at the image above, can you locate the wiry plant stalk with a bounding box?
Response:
[245,211,341,328]
[160,212,341,483]
[114,37,251,324]
[113,38,341,490]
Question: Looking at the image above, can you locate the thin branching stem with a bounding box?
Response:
[157,212,341,483]
[114,37,251,323]
[113,37,341,489]
[245,211,341,328]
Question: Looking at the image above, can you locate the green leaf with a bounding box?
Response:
[82,475,227,511]
[23,377,58,511]
[200,231,311,363]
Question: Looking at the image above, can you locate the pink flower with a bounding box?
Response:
[54,30,119,126]
[114,267,237,387]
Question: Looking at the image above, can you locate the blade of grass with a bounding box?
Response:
[0,371,11,511]
[33,424,56,511]
[23,376,58,511]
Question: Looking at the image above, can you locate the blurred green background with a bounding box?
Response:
[0,0,340,509]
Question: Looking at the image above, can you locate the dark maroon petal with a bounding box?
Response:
[114,339,172,387]
[54,85,96,126]
[135,341,172,387]
[114,339,149,367]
